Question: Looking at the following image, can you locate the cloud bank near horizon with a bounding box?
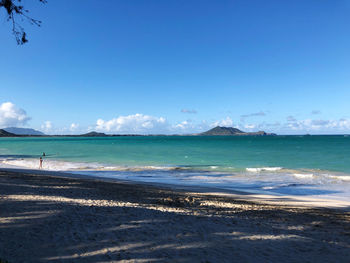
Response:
[1,102,350,135]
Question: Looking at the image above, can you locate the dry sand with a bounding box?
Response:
[1,168,350,263]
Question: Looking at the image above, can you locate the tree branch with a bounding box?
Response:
[0,0,46,44]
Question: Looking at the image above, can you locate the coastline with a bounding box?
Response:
[1,166,350,210]
[1,168,350,262]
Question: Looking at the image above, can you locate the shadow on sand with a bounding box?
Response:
[0,169,350,263]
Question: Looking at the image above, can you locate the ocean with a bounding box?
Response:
[1,135,350,200]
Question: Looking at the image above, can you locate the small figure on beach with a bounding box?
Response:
[39,157,43,169]
[43,152,46,157]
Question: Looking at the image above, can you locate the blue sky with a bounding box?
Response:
[0,0,349,134]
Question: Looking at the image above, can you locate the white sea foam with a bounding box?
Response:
[2,157,350,201]
[262,186,275,190]
[328,175,350,182]
[293,173,314,179]
[0,158,179,172]
[262,183,293,190]
[1,158,101,171]
[246,167,283,172]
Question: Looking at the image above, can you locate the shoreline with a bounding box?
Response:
[1,168,350,262]
[1,166,350,210]
[0,169,350,262]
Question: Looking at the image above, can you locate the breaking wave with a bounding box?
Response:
[1,157,350,200]
[246,167,283,172]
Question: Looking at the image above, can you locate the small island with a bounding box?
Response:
[198,126,276,136]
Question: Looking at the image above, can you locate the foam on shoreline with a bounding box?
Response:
[1,163,350,210]
[2,157,350,201]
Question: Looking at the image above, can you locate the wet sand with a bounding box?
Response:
[1,168,350,262]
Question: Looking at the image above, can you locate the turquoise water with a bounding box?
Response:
[1,136,350,198]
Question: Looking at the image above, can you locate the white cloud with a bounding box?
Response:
[0,102,30,128]
[95,114,168,134]
[172,120,204,133]
[311,110,321,115]
[212,117,234,127]
[264,121,281,127]
[244,124,256,130]
[240,111,266,121]
[70,123,79,131]
[181,109,197,114]
[41,121,53,133]
[282,118,350,134]
[174,120,192,130]
[286,115,297,122]
[176,120,214,133]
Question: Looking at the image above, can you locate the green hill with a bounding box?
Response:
[0,129,17,137]
[199,126,276,136]
[79,131,108,137]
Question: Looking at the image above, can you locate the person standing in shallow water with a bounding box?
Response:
[39,157,43,169]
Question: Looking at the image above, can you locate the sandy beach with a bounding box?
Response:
[1,168,350,263]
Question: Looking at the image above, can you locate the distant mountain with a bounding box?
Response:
[4,127,45,136]
[79,131,108,137]
[199,126,276,136]
[0,129,17,137]
[200,126,244,136]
